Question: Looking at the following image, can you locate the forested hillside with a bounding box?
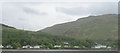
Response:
[1,24,95,49]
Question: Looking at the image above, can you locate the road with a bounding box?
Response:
[1,50,119,53]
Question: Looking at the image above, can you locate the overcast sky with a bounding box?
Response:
[0,0,119,31]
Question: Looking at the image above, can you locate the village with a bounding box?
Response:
[0,42,112,49]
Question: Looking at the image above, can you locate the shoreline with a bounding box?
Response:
[1,49,118,51]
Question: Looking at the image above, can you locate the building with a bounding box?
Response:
[0,45,4,48]
[29,46,34,49]
[33,46,40,49]
[74,46,79,48]
[92,44,107,49]
[54,45,62,48]
[64,42,69,45]
[22,45,41,49]
[22,46,28,49]
[22,45,30,49]
[63,42,70,48]
[6,45,13,49]
[107,46,111,49]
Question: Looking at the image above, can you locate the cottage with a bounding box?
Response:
[33,46,40,49]
[6,45,13,49]
[0,45,4,48]
[22,45,30,49]
[22,46,28,49]
[74,46,79,48]
[63,42,70,48]
[29,46,34,49]
[54,45,62,48]
[107,46,111,49]
[64,42,69,45]
[92,44,107,49]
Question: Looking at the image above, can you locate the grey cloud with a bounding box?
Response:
[56,2,118,16]
[56,7,89,15]
[22,7,48,15]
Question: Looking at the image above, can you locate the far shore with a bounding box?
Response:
[1,49,118,51]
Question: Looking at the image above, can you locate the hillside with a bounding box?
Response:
[2,24,96,49]
[41,14,118,40]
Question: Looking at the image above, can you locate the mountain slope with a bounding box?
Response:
[2,24,96,49]
[41,14,118,40]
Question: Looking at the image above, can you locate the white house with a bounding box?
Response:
[6,45,13,49]
[64,42,69,45]
[63,42,70,48]
[107,46,111,49]
[33,46,40,49]
[0,45,4,48]
[54,45,62,48]
[22,45,41,49]
[92,44,107,49]
[74,46,79,48]
[22,45,30,49]
[29,46,34,49]
[22,46,28,49]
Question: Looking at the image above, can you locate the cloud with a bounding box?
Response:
[2,3,56,31]
[22,7,48,15]
[56,7,89,16]
[1,2,118,31]
[56,2,118,16]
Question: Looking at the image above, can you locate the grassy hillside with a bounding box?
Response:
[41,14,118,40]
